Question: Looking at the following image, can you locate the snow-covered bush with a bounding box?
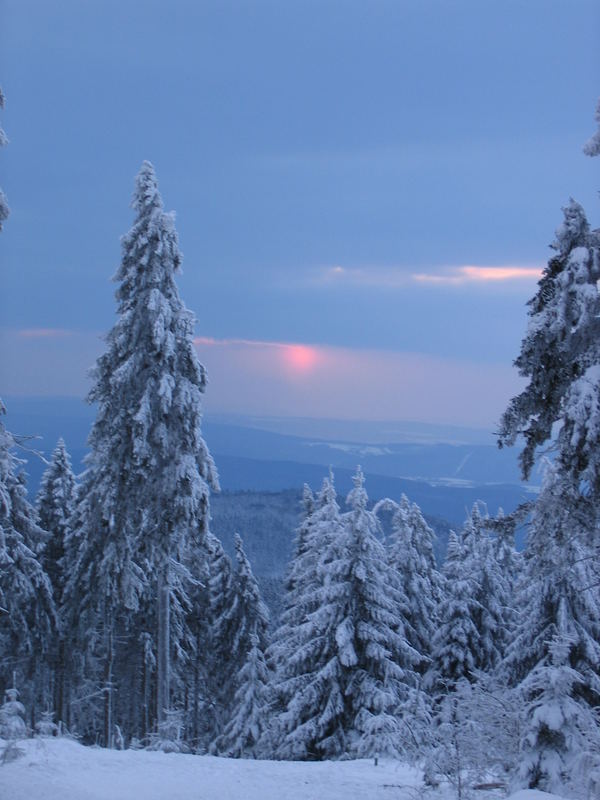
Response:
[35,710,58,738]
[147,709,189,754]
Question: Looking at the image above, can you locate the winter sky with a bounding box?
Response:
[1,0,599,427]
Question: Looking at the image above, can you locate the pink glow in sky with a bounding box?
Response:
[194,337,322,379]
[1,329,523,428]
[17,328,74,339]
[283,344,320,373]
[192,336,524,427]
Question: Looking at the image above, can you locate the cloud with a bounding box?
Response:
[194,337,323,378]
[194,336,523,428]
[1,329,524,428]
[312,264,542,289]
[413,265,543,284]
[17,328,74,339]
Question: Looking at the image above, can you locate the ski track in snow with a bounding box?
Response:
[0,739,568,800]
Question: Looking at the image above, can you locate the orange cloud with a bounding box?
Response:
[314,263,542,288]
[413,265,543,284]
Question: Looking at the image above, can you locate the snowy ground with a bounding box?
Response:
[0,738,566,800]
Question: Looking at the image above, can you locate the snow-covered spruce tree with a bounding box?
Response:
[60,484,113,741]
[36,438,77,727]
[205,532,235,742]
[0,87,9,230]
[498,194,600,509]
[217,631,270,758]
[498,124,600,791]
[228,534,270,681]
[266,486,316,682]
[269,474,347,759]
[462,503,511,672]
[0,402,55,721]
[37,439,76,608]
[273,470,423,760]
[383,494,443,672]
[504,463,600,794]
[430,502,517,685]
[584,97,600,157]
[271,484,317,664]
[282,484,315,604]
[425,506,521,790]
[427,531,480,693]
[212,534,269,753]
[265,483,316,720]
[63,162,218,746]
[518,632,599,796]
[182,528,214,751]
[488,507,521,651]
[340,468,422,758]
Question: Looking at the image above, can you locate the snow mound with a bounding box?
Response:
[0,737,423,800]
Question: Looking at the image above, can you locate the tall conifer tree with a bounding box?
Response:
[504,464,600,792]
[0,402,54,715]
[386,494,443,672]
[214,535,270,757]
[36,439,77,725]
[428,532,480,692]
[499,112,600,791]
[270,474,347,759]
[64,162,218,744]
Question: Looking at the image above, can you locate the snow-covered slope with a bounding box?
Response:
[0,738,567,800]
[1,738,420,800]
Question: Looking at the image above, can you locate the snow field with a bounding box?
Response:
[0,738,422,800]
[0,738,568,800]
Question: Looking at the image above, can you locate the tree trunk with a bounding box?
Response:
[55,638,65,727]
[193,628,200,748]
[157,563,170,726]
[103,610,114,748]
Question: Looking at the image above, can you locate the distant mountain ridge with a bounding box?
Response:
[3,396,534,527]
[3,396,533,619]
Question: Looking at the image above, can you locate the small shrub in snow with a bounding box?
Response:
[35,710,58,737]
[0,687,27,740]
[0,687,27,765]
[147,709,189,753]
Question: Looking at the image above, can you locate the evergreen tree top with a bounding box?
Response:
[233,533,269,626]
[550,198,589,257]
[583,97,600,157]
[499,195,599,483]
[38,438,74,484]
[301,483,314,514]
[316,473,339,512]
[347,466,368,511]
[66,161,218,616]
[443,532,463,577]
[132,160,164,215]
